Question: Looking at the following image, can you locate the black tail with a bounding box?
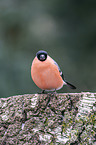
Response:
[65,81,76,89]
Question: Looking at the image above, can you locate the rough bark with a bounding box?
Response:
[0,92,96,145]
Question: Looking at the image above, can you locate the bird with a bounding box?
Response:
[31,50,76,93]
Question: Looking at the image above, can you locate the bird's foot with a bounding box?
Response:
[38,90,46,94]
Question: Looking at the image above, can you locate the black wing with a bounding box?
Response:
[53,60,76,89]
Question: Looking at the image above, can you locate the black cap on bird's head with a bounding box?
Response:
[36,50,48,61]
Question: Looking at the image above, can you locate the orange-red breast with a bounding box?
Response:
[31,50,76,93]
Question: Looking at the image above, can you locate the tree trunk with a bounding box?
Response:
[0,92,96,144]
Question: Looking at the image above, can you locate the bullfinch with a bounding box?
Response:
[31,50,76,93]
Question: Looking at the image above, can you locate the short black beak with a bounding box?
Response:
[40,54,45,60]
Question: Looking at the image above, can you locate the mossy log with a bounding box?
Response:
[0,92,96,145]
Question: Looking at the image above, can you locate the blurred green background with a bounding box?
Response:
[0,0,96,98]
